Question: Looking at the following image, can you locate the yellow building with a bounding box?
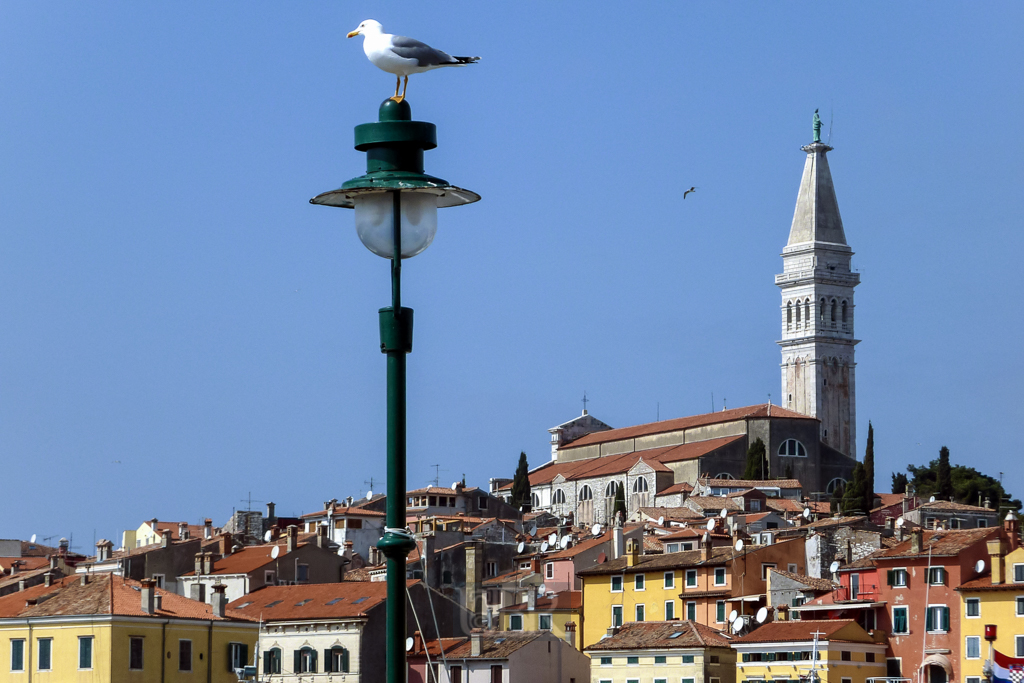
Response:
[957,518,1024,683]
[499,590,582,647]
[0,574,257,683]
[585,620,736,683]
[732,619,886,683]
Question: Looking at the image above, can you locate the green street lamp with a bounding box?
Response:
[311,97,479,683]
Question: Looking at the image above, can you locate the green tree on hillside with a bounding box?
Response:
[510,451,531,511]
[936,446,953,500]
[841,463,869,514]
[744,438,767,480]
[891,472,908,494]
[862,422,876,513]
[904,448,1021,516]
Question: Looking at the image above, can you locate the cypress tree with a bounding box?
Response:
[862,422,875,513]
[510,451,531,511]
[744,438,767,480]
[936,446,953,501]
[842,463,868,514]
[613,482,627,522]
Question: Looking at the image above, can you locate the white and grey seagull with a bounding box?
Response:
[347,20,479,102]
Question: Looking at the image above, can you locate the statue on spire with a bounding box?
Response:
[813,109,823,143]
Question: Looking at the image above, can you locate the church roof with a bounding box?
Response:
[787,141,847,248]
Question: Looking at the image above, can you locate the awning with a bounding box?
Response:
[791,601,886,612]
[731,594,767,602]
[920,654,953,676]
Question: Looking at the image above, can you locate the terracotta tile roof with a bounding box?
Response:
[419,631,545,660]
[0,575,253,621]
[956,572,1024,592]
[660,529,730,542]
[0,566,60,591]
[726,489,760,498]
[644,535,664,552]
[918,501,996,513]
[702,478,803,489]
[880,536,902,548]
[148,522,207,542]
[732,619,870,644]
[866,527,997,560]
[483,569,535,587]
[227,581,416,620]
[641,507,704,522]
[798,515,865,530]
[578,541,779,576]
[874,493,906,508]
[743,512,772,523]
[686,497,742,511]
[769,569,836,592]
[586,620,732,651]
[767,499,806,513]
[19,541,60,557]
[408,486,478,496]
[500,591,582,612]
[543,533,609,560]
[180,542,303,576]
[0,557,49,572]
[561,404,811,451]
[808,502,831,514]
[657,482,694,495]
[528,435,745,486]
[301,505,386,519]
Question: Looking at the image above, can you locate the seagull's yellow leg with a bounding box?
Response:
[391,76,408,103]
[401,76,409,100]
[390,76,402,101]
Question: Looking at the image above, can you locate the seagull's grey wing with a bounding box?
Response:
[389,35,458,66]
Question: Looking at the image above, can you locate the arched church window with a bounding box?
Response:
[787,302,792,328]
[552,489,566,505]
[715,473,734,479]
[819,299,826,321]
[632,477,649,493]
[605,481,619,498]
[825,478,847,495]
[579,485,593,501]
[830,299,837,322]
[778,439,807,457]
[531,492,540,508]
[805,300,810,323]
[795,301,801,323]
[841,301,848,323]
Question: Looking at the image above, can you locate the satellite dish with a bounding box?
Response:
[405,637,414,652]
[591,524,602,537]
[528,524,537,536]
[720,508,728,518]
[802,508,811,519]
[538,583,547,595]
[264,530,272,542]
[895,516,905,528]
[548,533,557,546]
[829,561,840,574]
[338,547,346,556]
[976,559,986,573]
[729,609,738,623]
[452,482,460,491]
[658,516,665,526]
[706,519,716,532]
[560,536,570,549]
[517,542,525,554]
[366,490,373,500]
[270,546,280,560]
[756,607,768,623]
[540,541,549,552]
[929,495,936,503]
[734,539,744,552]
[29,534,36,544]
[731,618,744,634]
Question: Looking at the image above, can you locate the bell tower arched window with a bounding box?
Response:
[841,301,848,324]
[552,489,566,505]
[787,303,793,329]
[632,477,649,493]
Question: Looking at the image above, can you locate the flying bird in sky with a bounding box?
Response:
[347,20,479,103]
[683,187,697,199]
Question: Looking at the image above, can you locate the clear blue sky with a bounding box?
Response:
[2,3,1022,550]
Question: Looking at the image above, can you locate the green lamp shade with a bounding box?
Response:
[354,192,437,259]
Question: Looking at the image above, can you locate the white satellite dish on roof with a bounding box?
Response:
[366,490,373,500]
[729,609,738,623]
[731,617,744,634]
[405,637,414,652]
[29,534,36,544]
[548,533,557,546]
[802,508,811,519]
[756,607,768,623]
[593,524,603,536]
[895,516,905,528]
[706,519,716,532]
[658,516,665,526]
[976,559,986,573]
[271,546,280,560]
[538,583,547,595]
[560,536,570,549]
[452,482,460,491]
[829,561,840,574]
[264,530,273,542]
[929,495,936,503]
[720,508,728,518]
[517,542,525,554]
[540,541,549,552]
[734,539,744,552]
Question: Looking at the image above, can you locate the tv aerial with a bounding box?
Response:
[756,606,769,623]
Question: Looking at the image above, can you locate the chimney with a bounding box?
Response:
[194,552,204,575]
[465,542,481,619]
[984,497,991,509]
[154,594,162,611]
[413,630,423,654]
[346,496,354,507]
[989,536,1007,584]
[204,552,215,575]
[160,529,172,548]
[96,539,113,562]
[531,556,541,575]
[606,625,619,637]
[211,584,227,618]
[885,517,894,531]
[80,574,89,586]
[626,539,639,567]
[59,538,69,554]
[527,586,537,611]
[701,533,711,562]
[190,583,205,602]
[1005,511,1020,552]
[18,579,26,592]
[218,532,232,557]
[470,629,483,657]
[141,578,156,614]
[178,522,189,541]
[316,523,329,548]
[564,621,577,649]
[612,526,624,560]
[49,556,58,570]
[43,572,52,587]
[910,528,923,555]
[266,502,276,522]
[286,525,298,553]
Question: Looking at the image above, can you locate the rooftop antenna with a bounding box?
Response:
[711,392,714,413]
[657,402,660,422]
[364,477,380,492]
[429,464,449,487]
[723,397,727,411]
[240,492,264,512]
[581,391,589,415]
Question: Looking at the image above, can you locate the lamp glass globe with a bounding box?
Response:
[354,192,437,259]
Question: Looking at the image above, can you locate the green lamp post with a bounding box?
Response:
[311,98,479,683]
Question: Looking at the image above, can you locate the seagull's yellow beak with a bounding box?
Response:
[347,30,360,38]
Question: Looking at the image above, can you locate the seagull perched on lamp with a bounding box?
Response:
[347,20,479,102]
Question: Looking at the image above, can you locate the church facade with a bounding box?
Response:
[505,121,862,526]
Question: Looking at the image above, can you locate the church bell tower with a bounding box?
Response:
[777,113,860,456]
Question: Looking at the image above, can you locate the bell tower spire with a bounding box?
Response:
[777,114,860,457]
